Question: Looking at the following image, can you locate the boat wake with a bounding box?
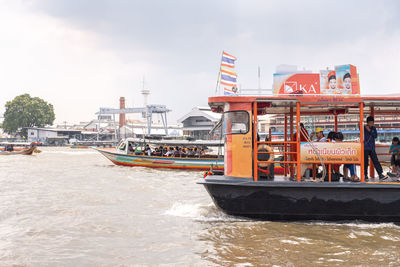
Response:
[164,202,248,222]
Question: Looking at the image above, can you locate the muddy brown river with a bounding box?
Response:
[1,147,399,266]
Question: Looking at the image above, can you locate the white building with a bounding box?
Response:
[26,127,82,145]
[178,107,221,140]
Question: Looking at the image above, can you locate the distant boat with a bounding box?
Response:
[0,146,37,155]
[70,145,90,149]
[94,138,224,170]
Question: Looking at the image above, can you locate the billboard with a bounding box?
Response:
[335,64,360,95]
[273,73,320,95]
[320,70,337,94]
[273,64,360,95]
[299,142,361,164]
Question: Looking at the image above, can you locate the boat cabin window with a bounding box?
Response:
[118,142,126,151]
[223,111,249,135]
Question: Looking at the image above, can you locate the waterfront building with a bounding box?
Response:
[178,107,222,140]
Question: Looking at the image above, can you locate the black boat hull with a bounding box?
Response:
[198,176,400,222]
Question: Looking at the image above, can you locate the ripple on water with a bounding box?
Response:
[2,147,400,266]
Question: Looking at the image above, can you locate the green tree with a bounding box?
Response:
[2,94,55,134]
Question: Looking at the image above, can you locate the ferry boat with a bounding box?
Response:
[94,138,224,170]
[198,94,400,221]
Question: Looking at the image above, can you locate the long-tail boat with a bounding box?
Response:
[94,138,224,170]
[0,143,37,155]
[198,94,400,221]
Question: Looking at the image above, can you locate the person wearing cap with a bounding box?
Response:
[310,127,327,142]
[364,116,387,180]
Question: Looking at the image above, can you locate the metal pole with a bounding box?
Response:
[253,101,258,181]
[296,102,301,182]
[113,114,117,141]
[147,108,152,136]
[215,51,223,95]
[284,114,288,176]
[97,110,100,141]
[290,106,294,177]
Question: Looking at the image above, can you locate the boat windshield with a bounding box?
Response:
[118,142,126,151]
[223,111,249,135]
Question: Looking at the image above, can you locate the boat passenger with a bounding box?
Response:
[6,144,14,152]
[327,131,336,142]
[160,146,167,156]
[164,147,175,157]
[199,148,205,157]
[194,147,200,157]
[335,132,359,182]
[128,143,134,153]
[364,116,387,180]
[389,137,400,176]
[186,148,194,157]
[310,127,327,142]
[145,144,152,156]
[177,147,185,157]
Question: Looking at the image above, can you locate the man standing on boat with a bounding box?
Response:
[364,116,386,180]
[310,127,327,142]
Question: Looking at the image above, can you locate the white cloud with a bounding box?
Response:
[1,0,400,125]
[0,1,160,124]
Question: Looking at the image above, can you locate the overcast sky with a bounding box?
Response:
[1,0,399,125]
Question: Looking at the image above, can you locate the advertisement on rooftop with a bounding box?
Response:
[273,73,320,95]
[273,64,360,96]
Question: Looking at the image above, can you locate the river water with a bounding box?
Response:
[1,147,400,266]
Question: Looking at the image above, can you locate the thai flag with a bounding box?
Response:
[221,74,237,83]
[220,80,236,87]
[223,51,237,60]
[221,51,236,68]
[220,68,237,77]
[224,87,238,96]
[224,89,235,96]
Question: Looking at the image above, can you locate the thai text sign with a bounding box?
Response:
[300,142,361,163]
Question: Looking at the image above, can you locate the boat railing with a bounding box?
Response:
[256,140,297,178]
[252,101,367,182]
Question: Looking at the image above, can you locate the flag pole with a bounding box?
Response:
[215,51,223,96]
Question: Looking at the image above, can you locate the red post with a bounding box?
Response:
[119,97,126,127]
[269,128,272,142]
[329,164,331,182]
[296,102,301,182]
[334,114,338,132]
[290,106,294,177]
[253,102,258,181]
[360,102,365,182]
[284,114,288,176]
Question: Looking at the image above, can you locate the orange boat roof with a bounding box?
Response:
[209,95,400,115]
